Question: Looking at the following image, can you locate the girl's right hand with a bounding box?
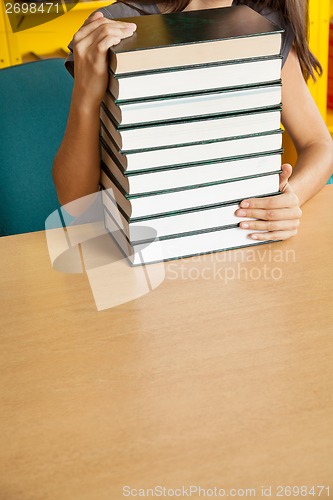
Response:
[72,12,136,109]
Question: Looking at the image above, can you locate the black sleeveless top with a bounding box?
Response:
[65,0,294,76]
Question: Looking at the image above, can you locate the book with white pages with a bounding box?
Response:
[100,105,281,152]
[109,56,282,101]
[100,144,282,195]
[102,187,277,242]
[100,170,280,219]
[104,83,282,126]
[104,215,273,265]
[100,126,283,172]
[109,6,282,74]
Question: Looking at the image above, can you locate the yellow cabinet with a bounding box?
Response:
[308,0,330,127]
[0,1,113,66]
[0,1,11,68]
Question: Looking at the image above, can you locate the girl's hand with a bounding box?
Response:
[72,12,136,109]
[236,163,302,241]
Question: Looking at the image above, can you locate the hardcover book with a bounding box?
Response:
[109,5,283,74]
[108,57,282,101]
[100,127,283,172]
[100,170,280,219]
[100,146,282,196]
[104,83,282,126]
[104,216,273,266]
[100,105,281,151]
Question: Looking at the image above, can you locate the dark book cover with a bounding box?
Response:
[112,5,283,55]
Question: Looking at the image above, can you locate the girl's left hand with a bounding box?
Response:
[236,163,302,241]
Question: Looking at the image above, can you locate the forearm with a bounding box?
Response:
[288,139,333,206]
[52,89,101,206]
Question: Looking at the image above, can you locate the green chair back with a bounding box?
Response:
[0,59,73,236]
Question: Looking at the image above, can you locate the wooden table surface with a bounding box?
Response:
[1,187,333,500]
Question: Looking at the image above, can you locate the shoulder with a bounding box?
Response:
[233,0,295,66]
[97,1,160,18]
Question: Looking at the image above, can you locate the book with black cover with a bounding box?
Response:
[100,127,283,172]
[104,212,274,266]
[109,5,283,74]
[100,145,282,196]
[100,105,281,151]
[104,83,282,126]
[102,188,256,241]
[100,170,280,219]
[108,57,282,101]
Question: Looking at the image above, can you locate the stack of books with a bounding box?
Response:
[99,5,284,265]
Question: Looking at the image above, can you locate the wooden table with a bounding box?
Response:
[1,187,333,500]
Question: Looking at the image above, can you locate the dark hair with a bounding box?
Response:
[126,0,322,81]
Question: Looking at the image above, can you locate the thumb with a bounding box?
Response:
[279,163,293,192]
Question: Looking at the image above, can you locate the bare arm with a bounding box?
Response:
[281,49,333,205]
[52,12,136,206]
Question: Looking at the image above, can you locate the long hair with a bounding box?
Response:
[125,0,322,81]
[261,0,322,80]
